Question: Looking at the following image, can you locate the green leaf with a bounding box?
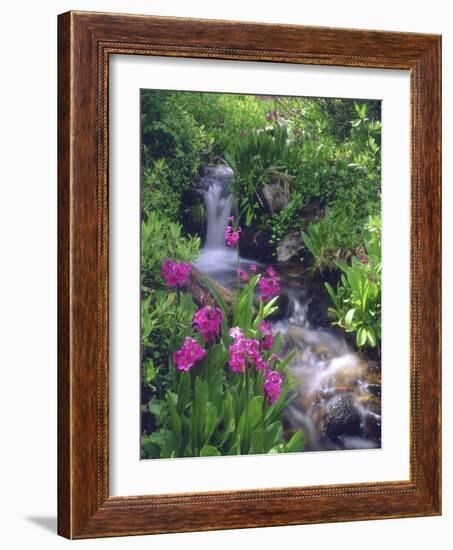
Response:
[177,373,191,415]
[263,421,283,451]
[283,430,305,453]
[247,395,264,430]
[366,326,377,347]
[357,327,367,346]
[250,428,264,454]
[200,445,221,457]
[195,378,209,435]
[204,402,220,444]
[147,398,162,417]
[141,435,161,459]
[344,308,356,328]
[167,392,182,449]
[324,282,339,309]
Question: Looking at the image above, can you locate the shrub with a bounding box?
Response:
[141,290,198,396]
[225,125,290,225]
[140,212,201,397]
[141,211,201,289]
[301,206,360,272]
[141,90,213,221]
[324,216,381,348]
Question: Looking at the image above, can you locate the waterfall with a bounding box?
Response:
[194,165,254,285]
[199,165,234,249]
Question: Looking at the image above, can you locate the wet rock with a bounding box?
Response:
[323,395,362,440]
[366,383,381,397]
[277,232,304,262]
[367,360,381,374]
[364,411,381,442]
[239,227,274,263]
[261,182,289,213]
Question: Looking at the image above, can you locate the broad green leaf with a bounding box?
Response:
[204,402,220,444]
[247,395,264,430]
[284,430,305,453]
[200,445,221,457]
[366,326,377,347]
[345,308,356,327]
[166,392,182,449]
[357,327,367,346]
[177,373,191,415]
[147,398,162,417]
[263,421,283,451]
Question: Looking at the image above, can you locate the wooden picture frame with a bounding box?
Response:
[58,10,441,539]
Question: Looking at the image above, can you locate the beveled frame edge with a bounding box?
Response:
[57,10,441,539]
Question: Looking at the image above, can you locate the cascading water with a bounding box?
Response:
[200,166,234,249]
[195,165,255,285]
[194,165,381,452]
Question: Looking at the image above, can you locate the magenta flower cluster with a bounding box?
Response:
[263,371,283,404]
[258,320,274,351]
[258,266,281,302]
[266,111,278,121]
[237,264,257,283]
[161,258,191,287]
[358,254,370,265]
[172,337,206,372]
[193,305,223,342]
[225,217,242,247]
[228,329,266,373]
[228,326,283,403]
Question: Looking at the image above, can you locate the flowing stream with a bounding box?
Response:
[194,165,381,451]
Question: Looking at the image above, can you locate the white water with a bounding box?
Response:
[194,165,381,451]
[200,165,234,249]
[194,165,255,285]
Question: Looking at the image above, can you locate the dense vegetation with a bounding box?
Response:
[140,90,381,458]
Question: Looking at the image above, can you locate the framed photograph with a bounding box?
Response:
[58,11,441,538]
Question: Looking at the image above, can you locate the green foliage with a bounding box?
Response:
[301,206,359,272]
[177,92,270,155]
[141,275,304,459]
[141,291,198,395]
[324,216,381,348]
[140,211,200,394]
[141,211,200,289]
[269,195,305,245]
[225,125,290,225]
[141,90,213,221]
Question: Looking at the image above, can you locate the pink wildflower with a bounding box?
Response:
[258,272,281,302]
[258,320,274,351]
[229,327,244,340]
[193,306,223,343]
[237,268,250,283]
[266,266,277,278]
[249,264,257,273]
[266,111,277,121]
[172,337,205,372]
[358,254,370,265]
[225,224,241,247]
[228,215,235,222]
[228,328,265,372]
[263,370,284,404]
[161,259,191,287]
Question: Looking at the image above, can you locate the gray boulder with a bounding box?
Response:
[277,232,304,262]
